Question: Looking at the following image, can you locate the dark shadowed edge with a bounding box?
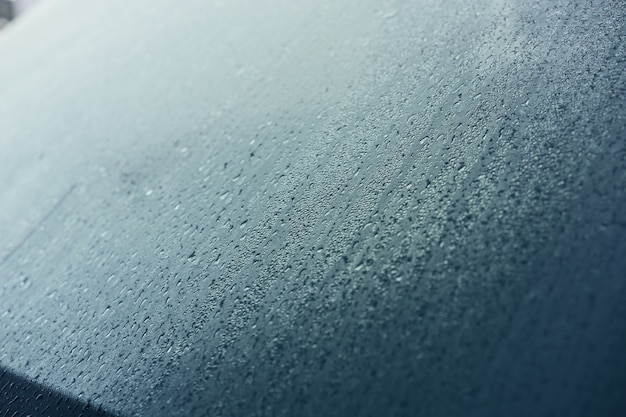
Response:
[0,366,119,417]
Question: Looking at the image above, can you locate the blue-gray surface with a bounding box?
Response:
[1,0,625,416]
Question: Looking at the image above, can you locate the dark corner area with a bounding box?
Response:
[0,367,117,417]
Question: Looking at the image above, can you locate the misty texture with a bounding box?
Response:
[0,0,625,416]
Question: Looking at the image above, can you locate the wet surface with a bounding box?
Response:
[0,367,116,417]
[0,0,625,416]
